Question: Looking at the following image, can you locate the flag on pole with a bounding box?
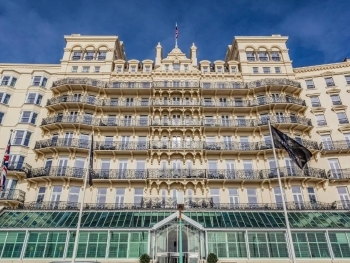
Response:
[271,125,312,169]
[1,139,11,188]
[175,23,178,39]
[88,134,94,187]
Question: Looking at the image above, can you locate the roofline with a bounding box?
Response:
[64,34,119,42]
[0,63,60,67]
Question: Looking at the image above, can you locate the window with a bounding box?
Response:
[173,63,180,71]
[292,232,331,258]
[307,187,317,203]
[68,186,80,205]
[310,96,321,107]
[25,93,42,105]
[9,155,25,169]
[263,67,271,74]
[337,187,350,209]
[337,112,349,124]
[248,232,288,258]
[330,94,342,105]
[82,66,90,73]
[84,51,94,60]
[274,187,283,207]
[246,52,255,61]
[0,92,11,105]
[184,65,188,71]
[202,66,208,73]
[134,188,143,206]
[36,187,46,203]
[321,135,333,150]
[145,66,150,72]
[13,130,32,146]
[345,75,350,85]
[94,66,100,73]
[101,159,111,177]
[130,66,136,72]
[71,66,78,73]
[116,66,122,72]
[292,186,304,207]
[96,188,107,205]
[72,51,82,60]
[305,79,315,89]
[210,188,220,205]
[247,188,257,204]
[1,76,17,87]
[325,77,335,87]
[243,160,253,178]
[253,67,259,74]
[0,112,4,124]
[19,111,38,124]
[217,66,222,73]
[258,51,269,61]
[315,114,327,126]
[32,76,47,87]
[165,64,169,71]
[328,158,341,178]
[328,232,350,258]
[271,51,281,61]
[97,51,106,60]
[230,67,236,73]
[275,67,281,73]
[228,188,239,205]
[50,186,62,205]
[115,188,125,208]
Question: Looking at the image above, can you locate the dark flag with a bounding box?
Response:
[1,138,11,188]
[271,125,312,169]
[88,134,94,187]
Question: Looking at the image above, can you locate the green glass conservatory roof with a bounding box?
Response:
[0,210,350,229]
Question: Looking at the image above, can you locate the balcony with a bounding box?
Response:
[34,138,90,150]
[151,118,201,126]
[327,169,350,180]
[41,115,97,126]
[297,138,320,150]
[16,200,349,211]
[148,169,206,179]
[27,167,86,179]
[321,140,350,152]
[0,189,25,203]
[150,141,203,150]
[101,99,150,107]
[153,81,199,88]
[92,169,147,179]
[204,141,271,151]
[153,99,201,106]
[95,141,148,151]
[98,118,149,127]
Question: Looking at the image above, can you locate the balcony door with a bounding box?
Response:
[292,186,304,209]
[51,134,58,147]
[328,158,342,179]
[57,158,68,176]
[321,135,333,150]
[226,160,235,179]
[64,132,73,147]
[172,97,181,105]
[268,158,277,178]
[126,98,134,106]
[121,136,130,150]
[124,115,132,126]
[74,157,85,178]
[337,187,350,209]
[172,160,181,178]
[101,159,110,179]
[172,114,181,125]
[221,115,229,126]
[136,160,146,178]
[285,158,297,176]
[50,186,62,208]
[118,160,128,178]
[243,160,253,178]
[344,133,350,148]
[83,113,93,125]
[208,160,218,178]
[172,136,182,149]
[79,133,89,148]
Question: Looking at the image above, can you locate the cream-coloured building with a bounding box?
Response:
[0,34,349,262]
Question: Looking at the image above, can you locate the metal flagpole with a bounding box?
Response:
[71,132,93,263]
[268,121,297,263]
[178,209,183,263]
[175,23,178,48]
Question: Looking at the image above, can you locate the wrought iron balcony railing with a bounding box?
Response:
[41,115,98,126]
[34,138,90,150]
[204,141,271,151]
[109,81,152,89]
[150,141,203,150]
[151,118,202,126]
[297,138,320,150]
[321,140,350,151]
[148,169,207,179]
[7,162,27,172]
[0,189,25,203]
[16,200,350,211]
[153,99,201,106]
[153,81,199,88]
[27,167,86,179]
[101,99,150,107]
[327,169,350,179]
[95,141,148,150]
[92,169,147,179]
[98,118,149,127]
[52,78,152,89]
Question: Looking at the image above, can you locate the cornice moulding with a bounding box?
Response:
[294,62,350,73]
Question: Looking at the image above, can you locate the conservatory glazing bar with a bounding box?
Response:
[1,211,350,228]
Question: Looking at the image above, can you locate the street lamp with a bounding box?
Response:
[177,190,184,263]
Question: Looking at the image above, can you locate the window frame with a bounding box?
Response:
[94,66,100,73]
[19,111,38,124]
[1,75,17,87]
[71,66,78,73]
[252,67,259,74]
[12,130,32,146]
[32,76,48,87]
[263,67,271,74]
[82,66,90,73]
[25,93,42,105]
[345,75,350,85]
[275,67,281,74]
[72,51,82,60]
[0,92,11,105]
[0,112,4,124]
[315,114,327,126]
[336,112,349,124]
[305,79,315,89]
[325,77,335,87]
[310,96,321,107]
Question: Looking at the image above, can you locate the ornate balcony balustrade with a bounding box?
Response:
[151,118,201,126]
[109,81,152,89]
[247,78,301,89]
[52,78,152,89]
[101,99,150,107]
[7,161,28,172]
[298,138,320,150]
[201,82,245,89]
[153,99,201,106]
[150,141,203,150]
[98,118,149,127]
[16,200,350,211]
[92,169,147,179]
[327,169,350,179]
[321,140,350,151]
[27,167,86,179]
[34,138,90,150]
[95,141,148,151]
[204,141,271,151]
[153,81,199,88]
[148,169,207,179]
[0,189,25,203]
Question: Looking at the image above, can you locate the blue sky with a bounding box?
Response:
[0,0,349,67]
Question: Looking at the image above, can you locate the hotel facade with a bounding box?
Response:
[0,34,349,263]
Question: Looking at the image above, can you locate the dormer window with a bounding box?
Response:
[116,66,122,72]
[32,76,48,87]
[231,67,236,73]
[271,52,281,61]
[97,51,106,60]
[203,66,208,73]
[173,63,180,71]
[184,65,189,71]
[131,66,136,72]
[72,51,82,60]
[258,52,269,61]
[1,76,17,87]
[145,66,150,72]
[84,51,94,60]
[217,67,222,73]
[165,65,169,71]
[246,52,255,61]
